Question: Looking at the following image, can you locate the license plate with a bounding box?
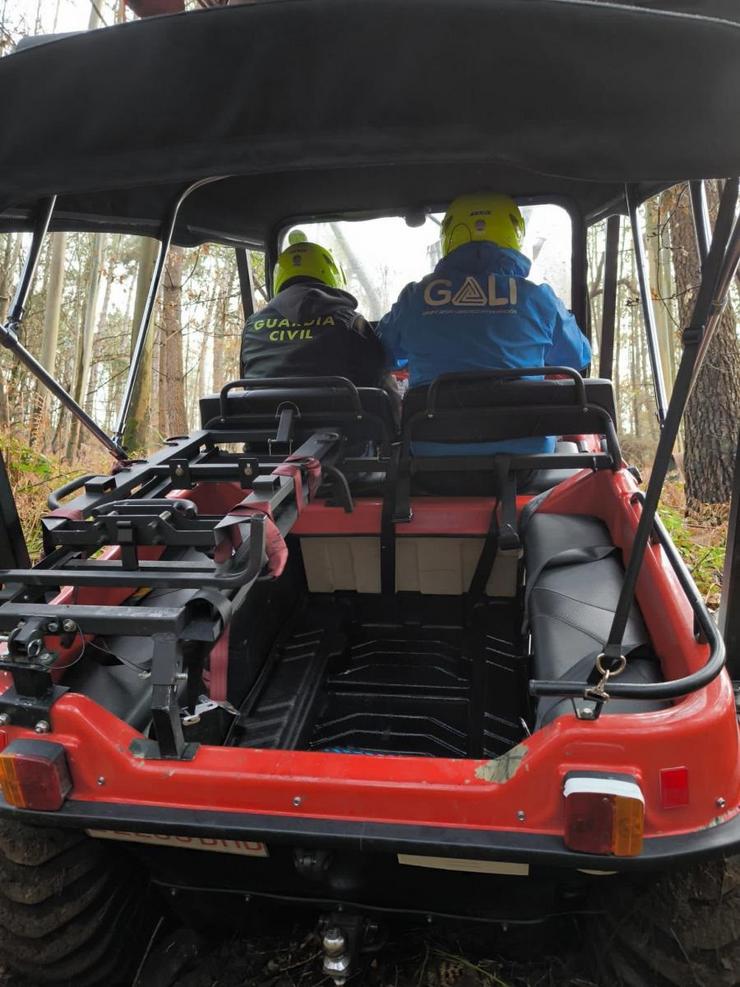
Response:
[87,829,269,857]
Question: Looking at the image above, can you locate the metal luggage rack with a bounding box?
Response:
[0,427,339,594]
[0,423,342,759]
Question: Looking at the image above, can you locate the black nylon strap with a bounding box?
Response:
[380,445,400,593]
[468,499,499,602]
[497,459,520,552]
[518,488,553,538]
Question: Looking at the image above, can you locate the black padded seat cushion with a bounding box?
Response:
[524,513,666,725]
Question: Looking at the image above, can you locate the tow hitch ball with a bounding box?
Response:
[319,913,381,985]
[322,925,351,985]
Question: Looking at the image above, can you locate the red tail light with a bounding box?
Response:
[659,766,690,809]
[564,774,644,857]
[0,739,71,810]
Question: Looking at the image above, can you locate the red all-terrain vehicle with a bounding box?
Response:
[0,2,737,985]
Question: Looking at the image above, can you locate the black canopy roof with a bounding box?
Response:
[0,0,738,246]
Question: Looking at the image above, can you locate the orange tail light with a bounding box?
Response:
[0,739,71,811]
[564,774,644,857]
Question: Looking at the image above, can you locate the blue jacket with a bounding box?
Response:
[377,242,591,456]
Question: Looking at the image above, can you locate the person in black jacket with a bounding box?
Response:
[241,239,397,406]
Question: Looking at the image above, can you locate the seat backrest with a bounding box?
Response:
[199,378,398,451]
[402,376,616,447]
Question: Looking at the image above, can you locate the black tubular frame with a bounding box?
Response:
[0,197,126,459]
[598,214,620,380]
[219,376,365,420]
[112,175,228,447]
[690,180,712,264]
[531,176,740,704]
[235,247,255,321]
[425,366,588,413]
[627,183,668,426]
[4,196,56,329]
[0,180,235,459]
[402,368,621,467]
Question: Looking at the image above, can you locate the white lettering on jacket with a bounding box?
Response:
[423,275,517,308]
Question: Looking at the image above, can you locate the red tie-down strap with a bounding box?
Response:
[45,507,84,522]
[111,458,146,474]
[213,500,288,577]
[207,501,289,701]
[275,455,322,502]
[273,462,305,508]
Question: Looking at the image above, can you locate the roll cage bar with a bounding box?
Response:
[0,177,738,733]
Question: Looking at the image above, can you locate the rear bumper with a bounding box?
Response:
[2,795,738,873]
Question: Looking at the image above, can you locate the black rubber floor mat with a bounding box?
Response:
[232,593,526,758]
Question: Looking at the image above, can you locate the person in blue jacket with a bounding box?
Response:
[377,193,591,457]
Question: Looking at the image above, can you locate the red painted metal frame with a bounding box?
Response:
[0,467,737,851]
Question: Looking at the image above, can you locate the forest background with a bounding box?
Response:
[0,0,738,610]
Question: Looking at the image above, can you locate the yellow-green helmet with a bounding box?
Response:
[440,193,526,256]
[273,239,346,294]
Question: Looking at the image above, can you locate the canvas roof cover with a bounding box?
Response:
[0,0,738,246]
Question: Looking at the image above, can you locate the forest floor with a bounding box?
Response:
[163,917,597,987]
[0,917,600,987]
[0,435,731,987]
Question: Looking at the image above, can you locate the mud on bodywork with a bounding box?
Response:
[474,743,528,784]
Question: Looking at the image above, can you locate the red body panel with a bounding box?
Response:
[2,468,737,851]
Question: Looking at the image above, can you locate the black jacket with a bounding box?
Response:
[241,281,389,387]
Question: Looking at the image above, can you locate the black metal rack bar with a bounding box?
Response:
[235,247,255,322]
[599,215,620,380]
[0,426,338,591]
[690,180,712,265]
[4,196,56,329]
[0,410,341,758]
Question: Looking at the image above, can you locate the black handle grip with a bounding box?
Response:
[219,376,363,418]
[426,367,587,416]
[47,474,97,511]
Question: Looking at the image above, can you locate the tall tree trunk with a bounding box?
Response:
[329,223,381,314]
[88,0,102,29]
[67,235,104,458]
[213,264,235,389]
[156,322,168,439]
[160,246,187,437]
[122,237,158,452]
[666,182,740,509]
[0,234,19,425]
[644,198,676,397]
[31,232,66,450]
[79,242,114,453]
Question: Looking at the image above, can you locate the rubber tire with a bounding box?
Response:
[590,855,739,987]
[0,818,157,986]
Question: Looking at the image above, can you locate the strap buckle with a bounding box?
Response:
[498,523,521,553]
[584,652,627,703]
